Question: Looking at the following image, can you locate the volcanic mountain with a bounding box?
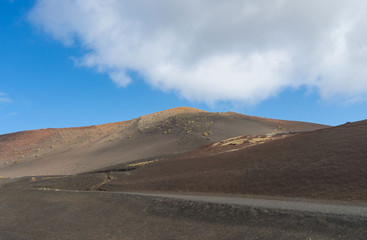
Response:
[100,119,367,202]
[0,107,326,177]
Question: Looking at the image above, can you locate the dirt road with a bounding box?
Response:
[121,192,367,218]
[1,187,366,239]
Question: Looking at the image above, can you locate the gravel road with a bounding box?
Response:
[122,192,367,218]
[1,186,367,239]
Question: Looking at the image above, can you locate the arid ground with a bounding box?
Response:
[0,107,326,177]
[1,107,366,239]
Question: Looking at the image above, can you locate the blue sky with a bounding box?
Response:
[1,1,367,135]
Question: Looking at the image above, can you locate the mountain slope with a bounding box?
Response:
[0,107,327,177]
[102,120,367,202]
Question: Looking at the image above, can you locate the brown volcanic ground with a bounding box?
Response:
[0,107,326,177]
[99,120,367,202]
[1,109,365,239]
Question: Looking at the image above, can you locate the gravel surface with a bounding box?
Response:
[122,192,367,218]
[1,187,366,239]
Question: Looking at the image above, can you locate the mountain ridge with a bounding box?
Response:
[0,107,328,177]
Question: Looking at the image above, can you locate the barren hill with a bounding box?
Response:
[0,107,326,177]
[101,120,367,202]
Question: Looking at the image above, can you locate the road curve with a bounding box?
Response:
[121,192,367,218]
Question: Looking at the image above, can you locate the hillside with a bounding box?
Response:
[100,120,367,202]
[0,107,326,177]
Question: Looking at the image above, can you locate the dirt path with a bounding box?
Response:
[121,192,367,218]
[1,187,366,239]
[24,186,367,218]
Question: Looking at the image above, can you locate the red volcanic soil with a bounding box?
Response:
[0,129,58,160]
[102,120,367,202]
[0,107,326,177]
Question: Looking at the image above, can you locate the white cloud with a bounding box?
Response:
[0,92,12,104]
[29,0,367,104]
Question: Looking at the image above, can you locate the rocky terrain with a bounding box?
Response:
[1,107,366,239]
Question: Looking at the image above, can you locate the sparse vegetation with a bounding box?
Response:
[127,158,161,168]
[249,138,265,144]
[249,137,274,144]
[217,135,276,147]
[220,136,249,146]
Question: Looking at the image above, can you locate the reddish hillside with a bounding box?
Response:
[0,107,327,177]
